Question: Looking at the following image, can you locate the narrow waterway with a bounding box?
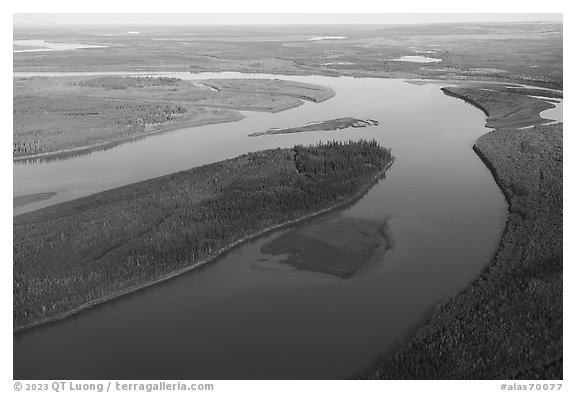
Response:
[14,72,509,379]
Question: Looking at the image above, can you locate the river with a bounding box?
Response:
[14,72,510,379]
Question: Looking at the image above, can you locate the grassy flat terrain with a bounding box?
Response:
[249,117,378,137]
[441,86,556,129]
[202,78,336,104]
[13,140,393,331]
[13,76,334,159]
[14,23,562,88]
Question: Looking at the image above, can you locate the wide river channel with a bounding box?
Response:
[14,72,516,379]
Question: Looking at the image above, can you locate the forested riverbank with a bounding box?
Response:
[368,83,562,379]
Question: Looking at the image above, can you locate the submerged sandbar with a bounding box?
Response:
[258,216,393,278]
[13,192,57,208]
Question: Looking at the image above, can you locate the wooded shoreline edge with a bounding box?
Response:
[367,90,562,379]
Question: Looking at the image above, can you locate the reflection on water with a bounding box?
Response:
[14,73,508,379]
[14,133,153,166]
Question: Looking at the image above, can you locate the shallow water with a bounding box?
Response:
[14,72,508,379]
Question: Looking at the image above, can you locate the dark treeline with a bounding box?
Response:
[14,140,393,330]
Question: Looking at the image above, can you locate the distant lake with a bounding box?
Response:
[14,72,508,379]
[309,36,347,41]
[392,56,442,63]
[13,39,107,53]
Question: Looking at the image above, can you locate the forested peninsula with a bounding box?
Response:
[14,140,393,331]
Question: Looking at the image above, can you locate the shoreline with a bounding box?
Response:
[13,111,246,163]
[14,160,393,334]
[367,99,562,378]
[355,133,516,379]
[440,87,489,117]
[440,86,556,129]
[13,77,334,163]
[13,72,557,164]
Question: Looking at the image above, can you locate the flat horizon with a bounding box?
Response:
[13,13,563,26]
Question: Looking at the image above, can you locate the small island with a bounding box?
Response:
[248,117,379,137]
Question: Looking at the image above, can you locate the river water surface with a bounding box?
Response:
[14,72,510,379]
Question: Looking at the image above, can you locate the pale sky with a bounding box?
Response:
[13,13,563,26]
